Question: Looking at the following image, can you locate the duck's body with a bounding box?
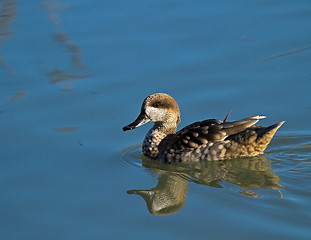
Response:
[123,93,284,163]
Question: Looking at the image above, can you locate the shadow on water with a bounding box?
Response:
[123,147,283,215]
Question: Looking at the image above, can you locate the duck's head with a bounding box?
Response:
[123,93,181,132]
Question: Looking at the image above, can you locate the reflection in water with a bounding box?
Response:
[54,126,80,133]
[127,154,282,215]
[261,46,311,62]
[41,1,90,91]
[0,0,16,75]
[41,0,68,25]
[48,69,91,83]
[1,89,27,112]
[48,69,91,92]
[8,89,27,104]
[128,174,188,215]
[53,32,86,70]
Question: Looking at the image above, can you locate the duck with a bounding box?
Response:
[123,93,284,163]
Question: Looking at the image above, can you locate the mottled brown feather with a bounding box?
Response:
[164,118,261,155]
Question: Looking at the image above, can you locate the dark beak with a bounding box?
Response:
[123,112,150,131]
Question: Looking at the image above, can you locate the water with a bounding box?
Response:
[1,0,311,239]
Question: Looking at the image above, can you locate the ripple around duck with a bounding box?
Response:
[266,133,311,174]
[120,143,143,169]
[264,133,311,207]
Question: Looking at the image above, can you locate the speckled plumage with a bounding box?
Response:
[123,93,284,163]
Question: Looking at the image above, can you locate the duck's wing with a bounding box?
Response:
[167,116,266,151]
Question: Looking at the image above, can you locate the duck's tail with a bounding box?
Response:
[225,121,285,158]
[255,121,285,152]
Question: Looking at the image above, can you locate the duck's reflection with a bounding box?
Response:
[128,174,188,215]
[127,155,282,215]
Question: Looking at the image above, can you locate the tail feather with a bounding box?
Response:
[225,121,285,157]
[263,121,285,132]
[257,121,285,139]
[252,121,285,153]
[221,116,266,137]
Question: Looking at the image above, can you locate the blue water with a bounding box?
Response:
[1,0,311,239]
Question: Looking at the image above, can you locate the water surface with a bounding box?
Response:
[1,0,311,239]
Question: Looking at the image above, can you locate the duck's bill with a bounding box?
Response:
[123,112,150,131]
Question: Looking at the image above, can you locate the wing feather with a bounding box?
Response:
[166,116,263,152]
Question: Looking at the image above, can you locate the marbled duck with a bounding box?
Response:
[123,93,284,163]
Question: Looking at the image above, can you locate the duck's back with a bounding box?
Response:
[160,118,284,163]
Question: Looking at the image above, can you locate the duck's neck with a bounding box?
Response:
[142,122,177,159]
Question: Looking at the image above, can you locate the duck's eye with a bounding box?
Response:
[153,102,161,108]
